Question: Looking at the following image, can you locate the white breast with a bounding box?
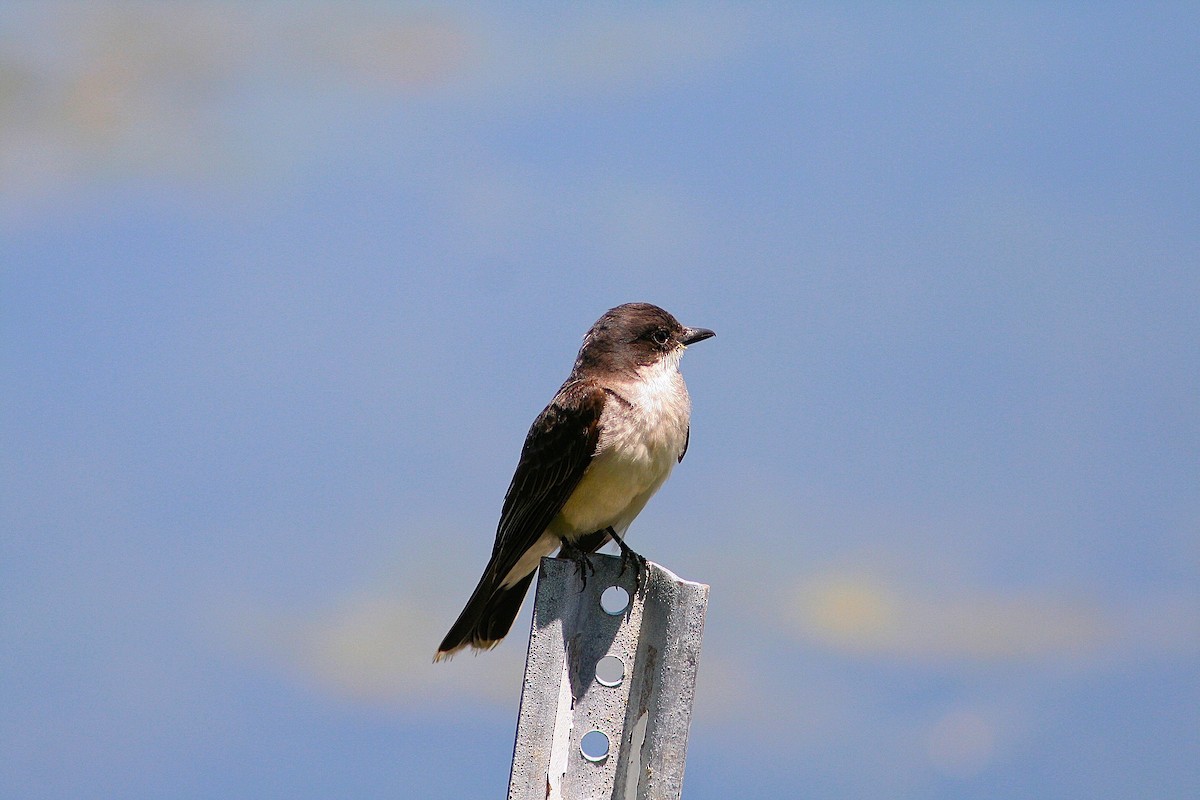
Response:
[553,351,691,538]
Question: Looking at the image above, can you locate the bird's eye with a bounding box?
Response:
[651,328,670,346]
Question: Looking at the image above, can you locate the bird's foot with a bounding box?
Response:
[558,538,596,589]
[606,527,647,592]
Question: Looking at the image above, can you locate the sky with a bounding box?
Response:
[1,3,1197,798]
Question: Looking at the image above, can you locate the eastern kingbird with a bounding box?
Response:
[435,303,714,661]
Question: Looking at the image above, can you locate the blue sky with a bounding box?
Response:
[2,4,1197,798]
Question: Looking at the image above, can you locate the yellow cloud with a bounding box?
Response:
[225,587,527,707]
[789,572,1111,662]
[0,3,742,204]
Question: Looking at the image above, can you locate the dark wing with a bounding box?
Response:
[486,379,606,583]
[679,425,690,462]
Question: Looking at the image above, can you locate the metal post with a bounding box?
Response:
[508,554,709,800]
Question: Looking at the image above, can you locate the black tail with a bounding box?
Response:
[434,572,536,661]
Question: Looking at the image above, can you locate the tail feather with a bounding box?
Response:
[434,572,536,661]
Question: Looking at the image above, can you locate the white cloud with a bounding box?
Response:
[926,707,996,778]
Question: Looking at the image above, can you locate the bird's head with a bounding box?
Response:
[573,302,714,376]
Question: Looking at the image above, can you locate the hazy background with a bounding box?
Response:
[2,3,1197,798]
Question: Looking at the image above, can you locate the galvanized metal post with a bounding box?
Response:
[508,554,709,800]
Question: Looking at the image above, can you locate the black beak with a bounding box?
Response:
[681,326,715,346]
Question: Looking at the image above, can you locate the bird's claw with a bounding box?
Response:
[607,527,647,593]
[559,540,596,590]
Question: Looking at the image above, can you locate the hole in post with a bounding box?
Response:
[600,585,629,615]
[595,655,625,687]
[580,730,610,762]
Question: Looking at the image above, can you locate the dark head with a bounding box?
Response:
[571,302,715,377]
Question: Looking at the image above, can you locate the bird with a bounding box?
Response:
[434,302,714,661]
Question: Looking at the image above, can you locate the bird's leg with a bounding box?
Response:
[558,537,595,589]
[605,526,647,591]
